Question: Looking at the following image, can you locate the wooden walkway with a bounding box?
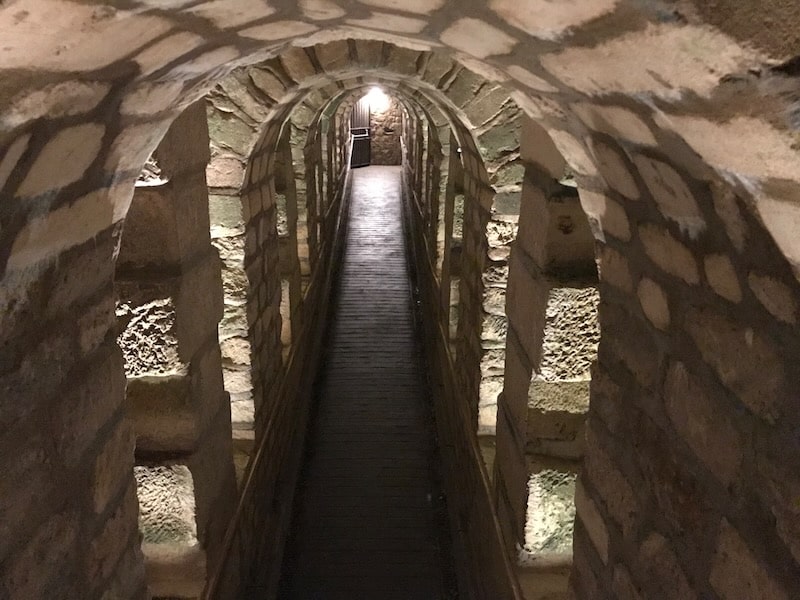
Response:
[278,166,456,599]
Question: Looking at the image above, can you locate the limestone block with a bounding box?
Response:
[494,409,529,539]
[119,180,212,270]
[207,110,257,159]
[710,519,789,600]
[136,465,198,545]
[478,120,520,167]
[16,124,104,199]
[5,80,109,130]
[187,0,275,28]
[463,86,512,127]
[174,251,226,361]
[55,347,127,467]
[575,103,657,147]
[527,382,588,459]
[135,29,203,75]
[481,313,507,347]
[440,18,517,59]
[117,297,184,377]
[612,565,643,600]
[516,563,571,600]
[522,466,577,558]
[483,287,506,318]
[385,46,422,76]
[546,193,596,272]
[486,219,518,249]
[540,24,751,98]
[632,155,705,238]
[1,508,79,599]
[136,465,207,597]
[502,335,535,429]
[505,252,549,368]
[92,419,137,513]
[685,306,784,423]
[0,133,29,193]
[548,130,597,177]
[638,224,699,284]
[658,115,800,182]
[207,155,245,190]
[121,81,185,116]
[279,47,315,83]
[125,375,198,453]
[711,184,747,253]
[704,254,742,303]
[574,479,608,564]
[530,379,589,416]
[491,189,522,219]
[583,424,638,536]
[597,244,633,293]
[589,139,640,200]
[747,273,797,324]
[249,67,287,102]
[8,183,131,272]
[507,65,559,94]
[209,194,245,234]
[315,40,350,72]
[578,189,631,242]
[491,0,618,40]
[167,45,241,77]
[538,287,600,382]
[637,277,670,330]
[602,303,661,391]
[664,362,743,486]
[88,481,140,582]
[637,532,696,600]
[357,0,445,14]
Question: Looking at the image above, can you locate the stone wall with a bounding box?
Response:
[116,102,237,598]
[4,5,800,600]
[370,95,402,166]
[494,118,599,599]
[205,97,351,598]
[402,92,525,599]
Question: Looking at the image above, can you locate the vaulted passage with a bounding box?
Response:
[277,166,455,598]
[7,5,800,600]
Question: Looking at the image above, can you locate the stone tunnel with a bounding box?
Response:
[3,1,800,599]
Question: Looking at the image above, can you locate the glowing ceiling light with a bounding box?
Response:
[364,86,390,113]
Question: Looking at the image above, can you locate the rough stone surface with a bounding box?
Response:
[538,287,600,382]
[4,6,800,600]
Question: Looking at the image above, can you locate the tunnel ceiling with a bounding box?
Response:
[205,40,524,198]
[2,0,800,281]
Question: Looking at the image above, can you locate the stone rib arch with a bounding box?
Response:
[4,4,800,600]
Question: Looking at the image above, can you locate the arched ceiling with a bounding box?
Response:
[3,0,800,278]
[206,40,523,195]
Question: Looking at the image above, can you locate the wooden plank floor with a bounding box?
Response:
[277,166,456,599]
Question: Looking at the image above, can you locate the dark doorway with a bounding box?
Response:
[350,95,370,168]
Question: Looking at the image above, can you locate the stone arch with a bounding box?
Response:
[4,4,800,600]
[204,43,528,449]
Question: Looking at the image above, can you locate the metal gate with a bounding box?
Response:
[350,97,370,168]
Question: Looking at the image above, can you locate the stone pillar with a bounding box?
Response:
[495,163,599,599]
[275,126,301,364]
[115,102,237,599]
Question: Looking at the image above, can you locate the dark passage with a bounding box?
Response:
[278,166,456,599]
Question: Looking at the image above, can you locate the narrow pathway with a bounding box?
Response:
[278,166,455,599]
